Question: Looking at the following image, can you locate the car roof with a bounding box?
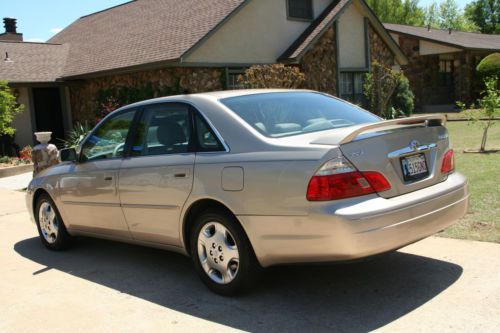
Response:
[121,89,313,110]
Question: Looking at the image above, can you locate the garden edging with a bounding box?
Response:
[0,164,33,178]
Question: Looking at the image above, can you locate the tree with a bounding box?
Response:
[476,77,499,151]
[0,81,24,136]
[438,0,474,30]
[465,0,500,34]
[424,2,439,28]
[365,0,425,25]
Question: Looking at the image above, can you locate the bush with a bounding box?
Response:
[364,62,414,118]
[0,81,24,136]
[60,122,92,149]
[237,64,305,89]
[19,145,32,162]
[476,53,500,78]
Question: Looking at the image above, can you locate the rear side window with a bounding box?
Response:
[132,104,191,156]
[220,92,380,138]
[195,114,225,152]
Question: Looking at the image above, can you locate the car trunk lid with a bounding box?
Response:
[311,116,450,198]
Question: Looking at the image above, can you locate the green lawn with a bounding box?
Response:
[438,121,500,243]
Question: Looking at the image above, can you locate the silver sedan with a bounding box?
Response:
[26,90,469,295]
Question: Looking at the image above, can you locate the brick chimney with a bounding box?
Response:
[0,18,23,42]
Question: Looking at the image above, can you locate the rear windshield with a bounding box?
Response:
[220,92,379,138]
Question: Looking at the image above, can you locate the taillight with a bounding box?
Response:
[307,156,391,201]
[441,149,455,174]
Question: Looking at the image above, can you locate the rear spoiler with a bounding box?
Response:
[338,115,446,145]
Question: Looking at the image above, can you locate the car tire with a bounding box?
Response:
[190,209,261,296]
[35,193,73,251]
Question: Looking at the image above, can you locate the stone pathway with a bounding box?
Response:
[0,172,32,191]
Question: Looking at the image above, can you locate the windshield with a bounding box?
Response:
[220,92,380,138]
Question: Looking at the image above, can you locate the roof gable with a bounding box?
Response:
[279,0,407,65]
[49,0,246,78]
[385,23,500,51]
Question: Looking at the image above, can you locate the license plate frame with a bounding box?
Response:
[400,153,429,182]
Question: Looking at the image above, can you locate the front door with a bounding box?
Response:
[119,103,195,246]
[59,109,137,237]
[33,88,65,143]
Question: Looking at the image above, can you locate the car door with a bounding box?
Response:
[58,109,137,238]
[118,103,196,246]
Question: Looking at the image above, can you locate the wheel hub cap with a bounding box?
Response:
[39,202,59,244]
[197,222,239,285]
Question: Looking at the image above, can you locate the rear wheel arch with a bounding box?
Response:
[182,199,250,256]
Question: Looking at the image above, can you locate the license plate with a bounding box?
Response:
[401,153,429,181]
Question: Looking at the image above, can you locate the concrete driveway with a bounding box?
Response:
[1,188,499,333]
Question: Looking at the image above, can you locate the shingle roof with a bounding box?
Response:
[0,41,69,83]
[49,0,246,78]
[279,0,407,65]
[384,23,500,51]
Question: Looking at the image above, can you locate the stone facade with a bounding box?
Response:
[369,25,395,67]
[300,25,337,96]
[69,67,224,123]
[67,24,400,122]
[396,34,490,110]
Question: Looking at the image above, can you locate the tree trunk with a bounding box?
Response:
[480,126,489,152]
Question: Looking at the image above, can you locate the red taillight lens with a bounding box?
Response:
[441,149,455,174]
[307,171,391,201]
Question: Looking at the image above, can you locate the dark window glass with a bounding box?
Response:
[288,0,313,20]
[439,60,453,86]
[227,68,246,90]
[340,72,367,106]
[80,110,135,162]
[221,92,379,138]
[195,114,224,152]
[132,104,191,156]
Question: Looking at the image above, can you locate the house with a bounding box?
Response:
[0,0,407,148]
[386,23,500,112]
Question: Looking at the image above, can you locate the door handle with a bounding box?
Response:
[104,176,113,181]
[174,173,186,178]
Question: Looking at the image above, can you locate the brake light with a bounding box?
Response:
[441,149,455,174]
[307,157,391,201]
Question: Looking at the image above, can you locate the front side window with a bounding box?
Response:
[80,110,135,162]
[221,92,379,138]
[287,0,313,20]
[131,104,191,156]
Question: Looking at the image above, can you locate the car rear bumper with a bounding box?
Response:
[239,172,469,268]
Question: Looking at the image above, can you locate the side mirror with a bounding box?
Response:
[60,148,78,163]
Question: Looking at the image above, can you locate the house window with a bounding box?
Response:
[227,68,246,90]
[287,0,313,20]
[340,72,366,105]
[439,59,453,87]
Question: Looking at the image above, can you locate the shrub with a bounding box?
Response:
[0,81,24,136]
[60,122,92,149]
[364,62,414,118]
[237,64,305,89]
[476,53,500,78]
[19,145,32,162]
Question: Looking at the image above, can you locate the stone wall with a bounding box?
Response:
[68,67,224,123]
[300,25,337,95]
[396,34,489,110]
[369,25,395,67]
